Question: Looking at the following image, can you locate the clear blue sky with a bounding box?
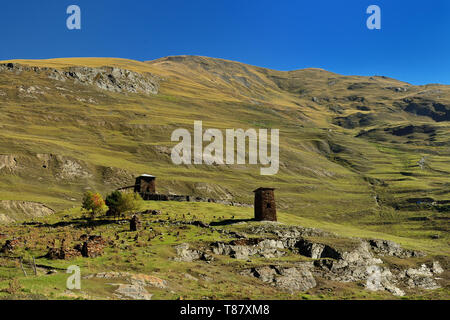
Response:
[1,0,449,85]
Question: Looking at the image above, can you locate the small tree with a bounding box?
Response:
[82,191,108,220]
[120,192,143,218]
[105,191,143,219]
[105,191,122,219]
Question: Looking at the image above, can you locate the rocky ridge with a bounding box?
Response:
[0,63,160,95]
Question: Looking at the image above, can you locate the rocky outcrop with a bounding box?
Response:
[311,241,407,295]
[60,66,159,94]
[174,243,202,262]
[0,201,54,222]
[196,223,443,296]
[365,265,405,296]
[295,239,341,259]
[212,238,285,260]
[113,283,154,300]
[56,158,91,181]
[399,263,443,290]
[242,264,316,293]
[84,272,168,300]
[397,97,450,122]
[0,214,14,224]
[0,155,17,172]
[0,63,160,95]
[249,223,334,238]
[36,153,92,181]
[368,239,425,258]
[85,272,168,289]
[333,112,376,129]
[174,243,213,262]
[101,166,135,187]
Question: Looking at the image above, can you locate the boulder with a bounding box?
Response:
[401,264,441,290]
[295,239,341,259]
[368,239,425,258]
[174,243,202,262]
[365,265,405,296]
[274,267,317,293]
[113,283,153,300]
[212,238,285,260]
[245,264,316,293]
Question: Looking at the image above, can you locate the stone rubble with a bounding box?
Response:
[0,239,20,253]
[45,235,106,259]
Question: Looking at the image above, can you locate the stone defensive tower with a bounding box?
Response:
[253,187,277,221]
[134,174,156,194]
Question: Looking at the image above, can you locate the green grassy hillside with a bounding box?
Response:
[0,201,447,300]
[0,55,449,247]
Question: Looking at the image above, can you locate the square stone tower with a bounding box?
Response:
[134,174,156,194]
[253,187,277,221]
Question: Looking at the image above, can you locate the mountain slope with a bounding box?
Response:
[0,55,448,245]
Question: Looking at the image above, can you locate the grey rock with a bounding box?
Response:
[250,266,278,283]
[174,243,202,262]
[250,224,332,239]
[295,239,341,259]
[212,224,443,296]
[431,261,444,274]
[184,273,199,281]
[212,239,285,260]
[401,264,441,290]
[296,239,326,259]
[113,283,153,300]
[365,265,404,296]
[368,239,425,258]
[244,265,316,293]
[274,267,317,293]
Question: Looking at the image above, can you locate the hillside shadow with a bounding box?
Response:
[210,218,254,226]
[36,218,127,229]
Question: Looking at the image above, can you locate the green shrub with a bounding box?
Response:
[105,191,122,218]
[105,191,143,219]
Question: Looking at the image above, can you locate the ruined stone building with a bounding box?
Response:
[253,187,277,221]
[118,174,255,206]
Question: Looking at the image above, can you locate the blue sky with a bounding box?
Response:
[0,0,449,85]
